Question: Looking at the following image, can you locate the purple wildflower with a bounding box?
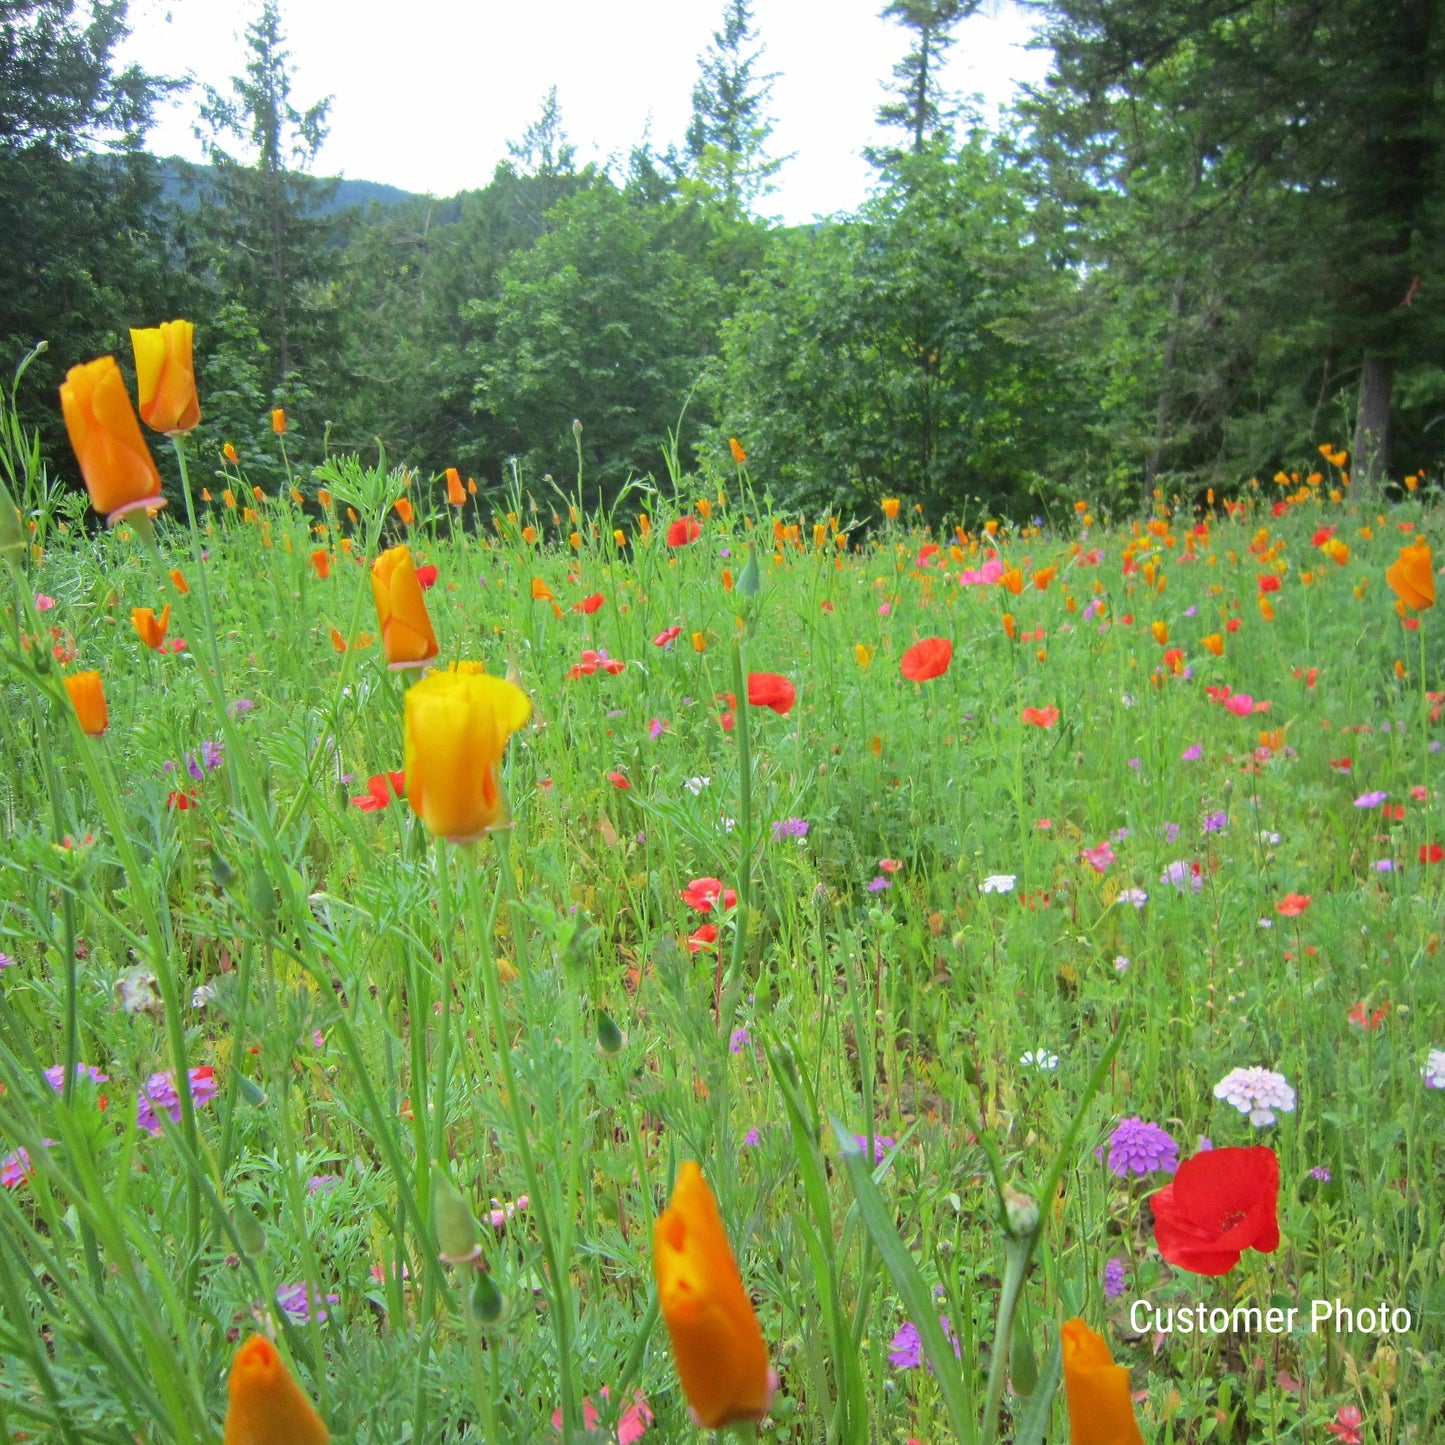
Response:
[1106,1118,1179,1177]
[1355,791,1388,808]
[43,1063,108,1090]
[1,1142,54,1187]
[1202,810,1228,834]
[1161,860,1202,892]
[648,717,665,741]
[889,1321,922,1369]
[729,1028,751,1054]
[867,876,891,893]
[201,739,224,771]
[136,1066,219,1135]
[741,1128,760,1148]
[1163,821,1180,843]
[307,1174,343,1195]
[1103,1258,1127,1298]
[276,1282,339,1323]
[1309,1166,1332,1182]
[854,1133,896,1165]
[1182,744,1203,762]
[0,952,15,969]
[771,817,809,841]
[184,752,204,782]
[229,698,256,718]
[1374,859,1397,873]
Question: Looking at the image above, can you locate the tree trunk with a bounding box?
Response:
[1146,278,1185,483]
[1352,354,1394,490]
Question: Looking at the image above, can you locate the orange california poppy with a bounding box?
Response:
[1061,1318,1144,1445]
[900,637,952,682]
[1386,542,1435,610]
[59,356,166,523]
[880,498,901,521]
[654,1162,775,1429]
[130,320,200,434]
[63,671,108,736]
[371,546,439,669]
[223,1335,328,1445]
[131,604,171,651]
[445,466,465,505]
[729,437,748,466]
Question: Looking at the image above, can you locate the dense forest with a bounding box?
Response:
[4,0,1443,517]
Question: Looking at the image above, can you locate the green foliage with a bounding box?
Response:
[714,140,1092,516]
[472,182,724,499]
[869,0,979,167]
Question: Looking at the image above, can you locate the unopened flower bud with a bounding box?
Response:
[432,1164,481,1266]
[1003,1184,1039,1239]
[468,1267,504,1325]
[231,1204,267,1258]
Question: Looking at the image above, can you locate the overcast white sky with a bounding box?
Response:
[116,0,1053,225]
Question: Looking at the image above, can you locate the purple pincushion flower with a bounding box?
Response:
[1103,1258,1127,1298]
[136,1066,218,1135]
[43,1063,108,1091]
[1106,1117,1179,1177]
[771,817,809,841]
[276,1282,339,1323]
[729,1028,750,1053]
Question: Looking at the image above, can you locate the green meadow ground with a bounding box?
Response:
[0,428,1440,1444]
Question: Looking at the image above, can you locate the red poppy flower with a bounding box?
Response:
[414,564,439,589]
[666,517,701,547]
[166,790,196,811]
[573,593,605,614]
[679,878,737,914]
[1275,893,1311,916]
[1347,1000,1389,1030]
[1258,575,1281,593]
[352,771,406,811]
[1021,705,1060,728]
[653,626,683,647]
[747,673,796,715]
[1226,618,1241,633]
[1421,843,1444,864]
[900,637,953,682]
[1150,1146,1280,1275]
[607,771,631,790]
[687,923,718,953]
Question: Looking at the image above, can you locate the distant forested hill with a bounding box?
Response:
[154,157,429,216]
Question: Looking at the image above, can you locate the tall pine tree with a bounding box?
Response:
[193,0,338,399]
[685,0,782,215]
[869,0,978,166]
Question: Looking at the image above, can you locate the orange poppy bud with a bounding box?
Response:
[613,529,626,548]
[329,627,347,653]
[691,631,707,653]
[371,546,439,669]
[1061,1318,1143,1445]
[242,507,258,523]
[1032,566,1055,590]
[311,549,331,580]
[1065,594,1077,612]
[131,604,171,651]
[130,320,200,434]
[729,437,748,466]
[59,356,166,523]
[1150,620,1169,645]
[1386,542,1434,610]
[999,567,1023,595]
[223,443,239,466]
[698,498,714,522]
[63,671,108,736]
[1201,632,1224,656]
[445,466,465,505]
[522,525,538,544]
[531,578,555,602]
[654,1162,775,1430]
[1002,612,1017,641]
[271,408,286,434]
[855,643,873,669]
[638,514,651,539]
[223,1334,329,1445]
[394,497,415,526]
[316,488,331,509]
[722,568,734,591]
[1259,596,1276,622]
[880,498,901,521]
[201,488,213,502]
[222,488,237,510]
[290,487,303,505]
[569,531,582,550]
[169,568,189,595]
[404,667,531,842]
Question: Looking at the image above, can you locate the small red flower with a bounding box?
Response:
[1226,618,1241,633]
[352,771,406,811]
[687,923,718,953]
[1347,1000,1389,1031]
[414,564,439,589]
[747,672,796,715]
[166,790,196,811]
[653,626,683,647]
[1258,574,1281,593]
[899,637,953,682]
[573,593,605,615]
[1150,1145,1280,1275]
[607,770,631,790]
[679,878,736,914]
[1021,705,1060,728]
[1329,758,1352,773]
[1275,893,1311,916]
[665,516,701,547]
[1421,843,1444,864]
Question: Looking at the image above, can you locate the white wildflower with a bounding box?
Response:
[1213,1067,1295,1127]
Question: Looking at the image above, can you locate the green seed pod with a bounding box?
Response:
[231,1204,267,1258]
[431,1164,480,1266]
[595,1009,624,1055]
[468,1268,504,1325]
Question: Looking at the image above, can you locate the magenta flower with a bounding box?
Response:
[136,1066,218,1135]
[1354,790,1388,808]
[1081,841,1115,873]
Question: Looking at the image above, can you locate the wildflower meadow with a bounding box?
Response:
[0,329,1441,1444]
